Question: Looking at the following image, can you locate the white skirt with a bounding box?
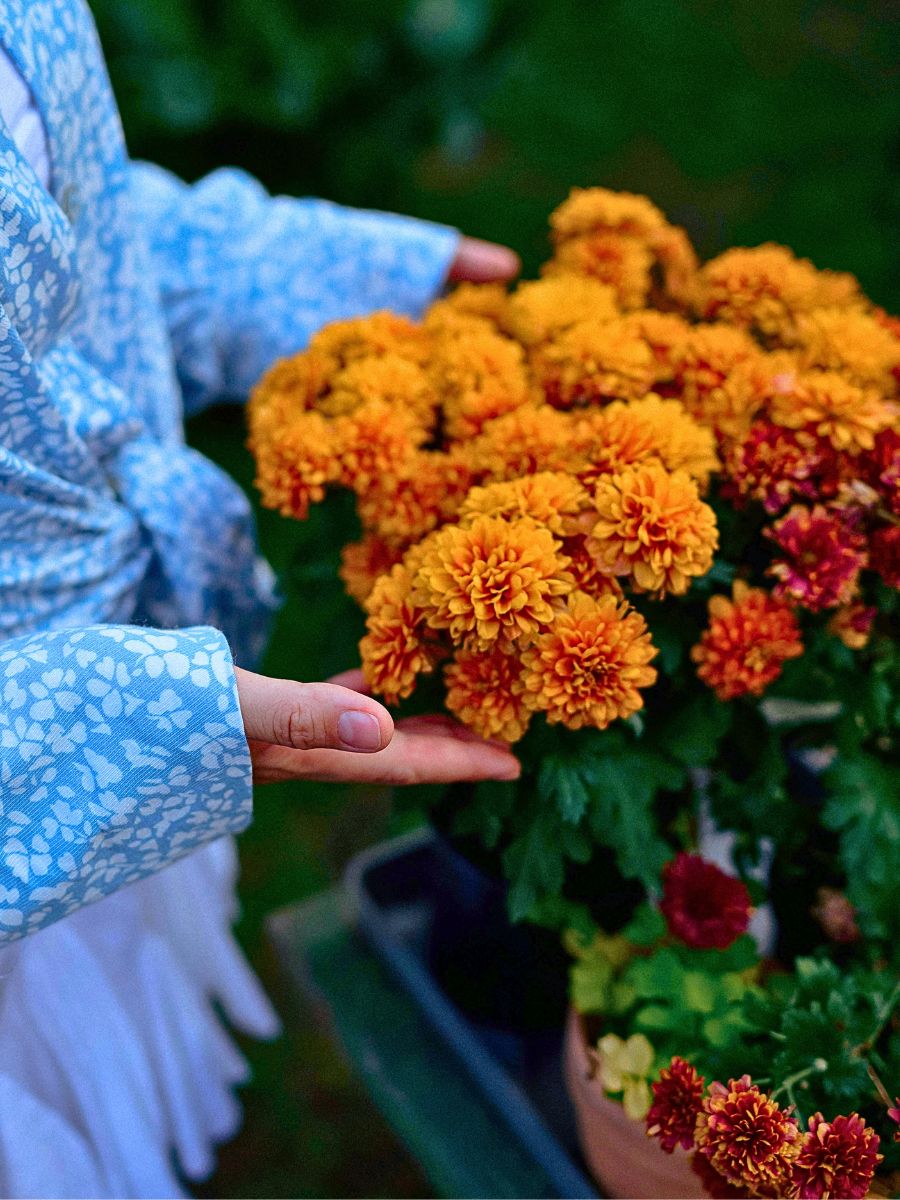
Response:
[0,839,280,1198]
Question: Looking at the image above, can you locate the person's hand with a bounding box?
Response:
[448,236,520,284]
[234,666,520,786]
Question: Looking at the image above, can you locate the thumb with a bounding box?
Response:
[234,666,394,753]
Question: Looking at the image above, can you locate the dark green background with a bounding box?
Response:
[89,2,900,1194]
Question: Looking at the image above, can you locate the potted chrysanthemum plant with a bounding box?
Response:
[249,187,899,1197]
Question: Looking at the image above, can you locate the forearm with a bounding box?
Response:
[0,623,252,941]
[130,162,459,412]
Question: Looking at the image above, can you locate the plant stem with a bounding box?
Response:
[866,1062,893,1109]
[770,1060,827,1104]
[862,980,900,1051]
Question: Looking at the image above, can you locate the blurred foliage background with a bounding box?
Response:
[89,1,900,1195]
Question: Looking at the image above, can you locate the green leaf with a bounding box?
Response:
[626,947,684,1000]
[822,753,900,940]
[655,692,732,769]
[584,749,676,892]
[623,903,666,947]
[503,808,567,922]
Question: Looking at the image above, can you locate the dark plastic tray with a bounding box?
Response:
[344,829,599,1200]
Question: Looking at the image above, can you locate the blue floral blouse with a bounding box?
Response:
[0,0,458,940]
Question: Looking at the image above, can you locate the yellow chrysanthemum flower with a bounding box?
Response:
[521,591,657,731]
[590,464,718,595]
[411,515,575,649]
[596,1032,656,1120]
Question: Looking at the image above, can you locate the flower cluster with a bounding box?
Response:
[647,1065,883,1199]
[250,187,898,738]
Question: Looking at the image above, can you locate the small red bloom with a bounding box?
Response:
[696,1076,800,1193]
[790,1112,882,1199]
[888,1099,900,1142]
[767,504,867,611]
[869,523,900,590]
[660,854,751,950]
[646,1057,706,1153]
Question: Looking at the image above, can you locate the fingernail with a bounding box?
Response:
[338,711,383,751]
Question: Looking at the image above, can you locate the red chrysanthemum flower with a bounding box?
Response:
[696,1076,800,1193]
[646,1057,706,1153]
[767,505,867,611]
[660,854,751,949]
[790,1112,882,1199]
[869,523,900,590]
[722,419,825,514]
[691,1152,750,1198]
[691,581,804,701]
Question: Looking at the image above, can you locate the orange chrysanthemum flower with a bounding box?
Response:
[617,310,693,383]
[444,645,531,743]
[464,405,575,481]
[339,534,405,605]
[590,464,718,595]
[536,317,657,407]
[426,281,509,328]
[318,353,437,427]
[670,324,766,436]
[356,452,473,546]
[550,187,670,243]
[691,582,803,700]
[430,326,532,439]
[411,516,575,649]
[546,234,654,310]
[576,394,718,488]
[789,307,900,391]
[768,369,895,454]
[502,275,619,346]
[308,310,430,367]
[695,1076,801,1193]
[520,591,657,729]
[249,350,331,422]
[332,400,427,493]
[561,535,626,600]
[459,472,591,537]
[694,245,844,341]
[360,566,441,703]
[249,409,340,519]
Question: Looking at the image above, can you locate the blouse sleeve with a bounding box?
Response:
[0,622,253,941]
[129,162,460,414]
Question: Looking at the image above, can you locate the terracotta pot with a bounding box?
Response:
[564,1008,705,1199]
